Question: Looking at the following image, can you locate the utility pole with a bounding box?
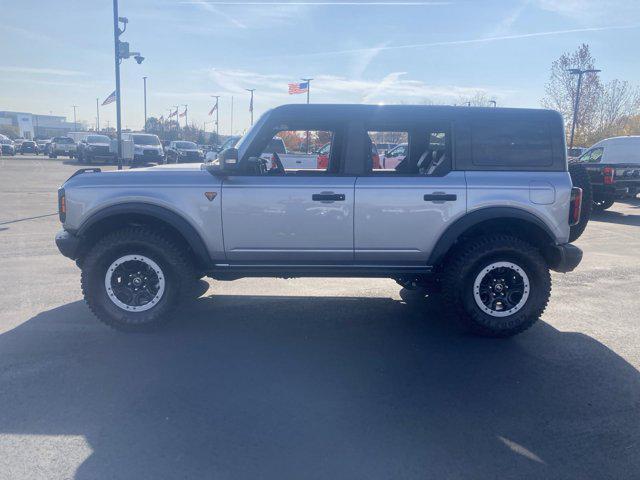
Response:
[301,78,313,153]
[143,76,148,131]
[112,0,145,169]
[568,68,601,150]
[96,98,100,132]
[246,89,255,125]
[71,105,78,131]
[211,95,220,145]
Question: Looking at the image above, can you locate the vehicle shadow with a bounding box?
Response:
[590,209,640,226]
[1,293,639,479]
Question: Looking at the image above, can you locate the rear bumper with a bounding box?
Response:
[543,243,583,273]
[55,229,80,260]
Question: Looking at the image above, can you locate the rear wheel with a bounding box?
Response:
[81,228,195,332]
[441,235,551,338]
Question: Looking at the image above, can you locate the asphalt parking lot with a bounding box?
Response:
[1,156,639,479]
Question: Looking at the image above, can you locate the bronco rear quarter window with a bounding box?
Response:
[471,120,554,168]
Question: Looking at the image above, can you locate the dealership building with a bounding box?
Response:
[0,111,82,139]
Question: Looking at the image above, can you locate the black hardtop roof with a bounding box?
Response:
[267,103,563,124]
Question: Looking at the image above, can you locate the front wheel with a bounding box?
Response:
[441,235,551,338]
[81,228,196,332]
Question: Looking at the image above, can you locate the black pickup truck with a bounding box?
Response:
[574,136,640,211]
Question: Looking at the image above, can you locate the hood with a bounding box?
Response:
[135,162,204,171]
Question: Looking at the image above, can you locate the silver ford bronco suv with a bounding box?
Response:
[55,105,586,337]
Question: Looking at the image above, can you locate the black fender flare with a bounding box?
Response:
[77,202,212,268]
[427,207,556,266]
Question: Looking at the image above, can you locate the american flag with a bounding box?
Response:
[101,90,116,106]
[208,103,217,116]
[179,109,187,118]
[168,109,177,118]
[288,82,309,95]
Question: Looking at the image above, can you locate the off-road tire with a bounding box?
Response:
[81,227,195,332]
[568,163,592,242]
[441,235,551,338]
[593,198,614,211]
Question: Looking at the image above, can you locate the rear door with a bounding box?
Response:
[354,124,466,264]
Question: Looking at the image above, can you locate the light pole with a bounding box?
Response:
[143,76,148,131]
[112,0,145,169]
[301,78,312,153]
[246,89,255,125]
[568,68,601,150]
[71,105,78,131]
[230,96,234,135]
[96,98,100,132]
[211,95,220,145]
[182,104,188,129]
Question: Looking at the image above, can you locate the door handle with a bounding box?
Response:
[423,193,457,202]
[312,192,345,202]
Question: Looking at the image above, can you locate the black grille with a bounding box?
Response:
[143,149,159,156]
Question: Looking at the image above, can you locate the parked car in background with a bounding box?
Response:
[36,139,50,155]
[0,139,15,156]
[13,138,26,151]
[49,137,77,158]
[166,141,203,163]
[76,134,116,164]
[375,142,396,154]
[19,140,37,155]
[567,146,586,159]
[381,142,408,169]
[122,133,164,166]
[575,136,640,210]
[316,142,331,169]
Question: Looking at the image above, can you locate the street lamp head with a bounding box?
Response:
[134,54,145,65]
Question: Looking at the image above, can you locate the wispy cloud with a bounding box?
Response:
[202,68,508,105]
[191,0,248,28]
[182,1,449,5]
[285,23,640,58]
[0,66,88,77]
[532,0,640,23]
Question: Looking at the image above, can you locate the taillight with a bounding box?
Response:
[569,187,582,226]
[58,188,66,223]
[270,154,277,170]
[603,166,615,185]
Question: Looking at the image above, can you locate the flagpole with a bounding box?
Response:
[211,95,220,145]
[245,89,255,126]
[113,0,123,169]
[96,98,100,133]
[183,104,188,129]
[302,78,313,153]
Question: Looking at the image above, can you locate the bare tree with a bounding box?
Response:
[456,91,495,107]
[542,44,603,146]
[591,79,640,142]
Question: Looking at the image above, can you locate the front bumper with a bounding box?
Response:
[55,229,80,260]
[543,243,583,273]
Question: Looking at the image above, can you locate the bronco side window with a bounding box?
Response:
[364,127,451,176]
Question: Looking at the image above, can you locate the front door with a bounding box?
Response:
[221,128,355,264]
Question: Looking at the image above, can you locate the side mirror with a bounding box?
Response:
[218,147,238,171]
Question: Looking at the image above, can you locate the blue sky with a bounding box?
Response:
[1,0,639,135]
